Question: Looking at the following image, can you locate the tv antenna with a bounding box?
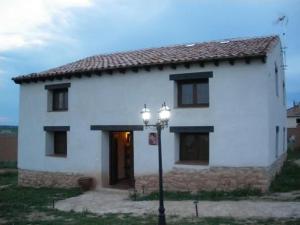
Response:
[274,14,288,70]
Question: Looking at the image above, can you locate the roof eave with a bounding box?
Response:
[12,54,267,85]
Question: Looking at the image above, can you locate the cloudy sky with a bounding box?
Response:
[0,0,299,125]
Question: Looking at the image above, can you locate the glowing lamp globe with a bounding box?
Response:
[159,103,171,122]
[141,104,151,125]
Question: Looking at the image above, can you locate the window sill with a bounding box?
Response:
[173,162,209,170]
[176,161,209,166]
[46,154,67,158]
[175,105,209,109]
[48,110,68,112]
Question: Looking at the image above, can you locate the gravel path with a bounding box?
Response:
[55,189,300,219]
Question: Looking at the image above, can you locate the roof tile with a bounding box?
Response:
[13,35,279,84]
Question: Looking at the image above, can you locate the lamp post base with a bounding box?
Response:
[158,215,166,225]
[158,208,166,225]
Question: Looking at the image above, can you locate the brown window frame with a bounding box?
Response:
[53,131,67,157]
[52,88,68,111]
[177,79,209,107]
[178,132,209,165]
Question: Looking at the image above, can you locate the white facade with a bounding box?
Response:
[287,117,299,128]
[18,41,286,186]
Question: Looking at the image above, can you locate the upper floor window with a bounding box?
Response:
[275,63,279,97]
[178,79,209,107]
[283,81,286,105]
[45,83,70,112]
[53,89,68,111]
[169,72,212,108]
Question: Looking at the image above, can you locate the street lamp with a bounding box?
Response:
[141,102,171,225]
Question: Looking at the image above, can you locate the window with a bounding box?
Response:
[178,79,209,107]
[275,126,279,158]
[53,131,67,156]
[52,89,68,111]
[44,126,69,157]
[283,81,286,105]
[179,133,209,164]
[296,118,300,125]
[283,127,286,152]
[275,63,279,97]
[45,83,70,112]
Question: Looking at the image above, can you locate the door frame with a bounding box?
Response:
[109,131,134,186]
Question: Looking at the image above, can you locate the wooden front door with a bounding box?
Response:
[124,131,134,186]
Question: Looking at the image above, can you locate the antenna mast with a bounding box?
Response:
[275,15,288,70]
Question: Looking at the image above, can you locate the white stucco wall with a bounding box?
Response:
[18,44,286,182]
[265,41,287,164]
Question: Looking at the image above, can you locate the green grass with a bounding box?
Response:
[0,172,299,224]
[0,161,17,169]
[0,171,17,185]
[270,149,300,192]
[131,188,262,201]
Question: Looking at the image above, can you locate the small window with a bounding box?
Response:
[45,83,70,112]
[54,131,67,156]
[46,130,68,157]
[283,127,286,152]
[282,81,286,105]
[275,126,279,158]
[178,79,209,107]
[275,63,279,97]
[179,133,209,164]
[52,89,68,111]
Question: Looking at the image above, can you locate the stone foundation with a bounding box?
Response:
[18,169,84,188]
[135,153,287,193]
[18,153,287,190]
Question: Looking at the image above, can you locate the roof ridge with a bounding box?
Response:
[89,35,279,58]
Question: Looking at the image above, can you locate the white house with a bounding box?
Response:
[13,35,287,192]
[287,102,300,148]
[287,102,300,128]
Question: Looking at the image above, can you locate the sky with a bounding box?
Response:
[0,0,299,125]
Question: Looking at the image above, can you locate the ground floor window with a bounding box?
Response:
[275,126,279,158]
[53,131,67,156]
[45,130,68,157]
[283,127,286,152]
[179,133,209,164]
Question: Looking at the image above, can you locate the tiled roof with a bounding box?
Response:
[287,104,300,117]
[12,35,279,84]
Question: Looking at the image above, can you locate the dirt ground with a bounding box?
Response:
[55,188,300,219]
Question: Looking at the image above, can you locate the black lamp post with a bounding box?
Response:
[141,102,171,225]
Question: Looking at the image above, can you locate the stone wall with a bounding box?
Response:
[135,153,287,193]
[18,169,83,188]
[18,153,287,190]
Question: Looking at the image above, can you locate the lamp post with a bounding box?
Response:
[141,102,171,225]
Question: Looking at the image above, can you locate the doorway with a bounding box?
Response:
[109,131,134,189]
